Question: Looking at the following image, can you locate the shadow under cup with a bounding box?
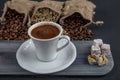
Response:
[28,22,70,62]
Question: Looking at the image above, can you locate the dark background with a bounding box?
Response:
[0,0,120,80]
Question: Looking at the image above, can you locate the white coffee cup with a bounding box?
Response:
[28,22,70,62]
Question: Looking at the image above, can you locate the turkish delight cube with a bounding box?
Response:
[93,39,103,46]
[101,44,111,55]
[91,44,101,54]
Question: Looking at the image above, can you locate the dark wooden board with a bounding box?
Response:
[0,41,114,76]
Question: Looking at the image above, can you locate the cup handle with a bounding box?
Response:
[57,35,70,52]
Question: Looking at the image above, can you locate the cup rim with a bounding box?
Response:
[28,21,63,41]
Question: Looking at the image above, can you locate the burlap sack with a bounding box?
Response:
[29,0,64,25]
[60,0,98,27]
[0,0,38,25]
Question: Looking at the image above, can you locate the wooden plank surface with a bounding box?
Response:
[0,41,114,76]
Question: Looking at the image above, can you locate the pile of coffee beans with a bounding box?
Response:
[31,8,59,25]
[63,27,93,40]
[0,8,29,40]
[0,8,93,40]
[4,8,25,23]
[62,12,93,40]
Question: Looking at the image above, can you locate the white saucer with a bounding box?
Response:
[16,39,77,74]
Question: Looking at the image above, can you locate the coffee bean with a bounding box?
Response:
[62,12,93,40]
[0,8,29,40]
[31,8,59,25]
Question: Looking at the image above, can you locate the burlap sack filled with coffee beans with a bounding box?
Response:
[29,0,64,25]
[60,0,96,27]
[60,0,103,40]
[0,0,38,25]
[0,0,38,40]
